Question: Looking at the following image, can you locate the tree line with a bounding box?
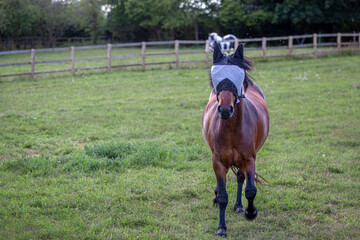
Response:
[1,0,359,49]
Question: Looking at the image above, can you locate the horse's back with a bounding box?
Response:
[245,82,269,152]
[246,82,266,102]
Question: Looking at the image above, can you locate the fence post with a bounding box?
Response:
[288,36,293,56]
[30,49,35,79]
[313,33,317,58]
[358,33,360,48]
[175,40,179,68]
[262,37,266,59]
[234,38,239,51]
[107,43,112,72]
[337,33,341,54]
[70,46,75,76]
[141,42,146,71]
[205,40,210,67]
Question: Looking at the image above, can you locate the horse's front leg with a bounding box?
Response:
[213,157,228,237]
[234,169,245,214]
[244,158,258,220]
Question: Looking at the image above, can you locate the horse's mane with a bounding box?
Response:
[209,54,254,92]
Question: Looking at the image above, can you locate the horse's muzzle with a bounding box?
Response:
[218,105,234,120]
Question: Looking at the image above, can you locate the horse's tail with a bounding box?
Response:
[230,166,270,184]
[255,172,270,185]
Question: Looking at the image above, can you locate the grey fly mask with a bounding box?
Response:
[211,41,247,101]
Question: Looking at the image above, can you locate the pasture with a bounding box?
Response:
[0,54,359,239]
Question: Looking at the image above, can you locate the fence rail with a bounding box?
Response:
[1,32,359,79]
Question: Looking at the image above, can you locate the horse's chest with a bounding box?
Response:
[212,126,254,163]
[211,130,245,159]
[214,144,245,168]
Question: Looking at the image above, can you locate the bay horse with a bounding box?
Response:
[202,42,269,237]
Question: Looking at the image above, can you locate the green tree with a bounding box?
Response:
[0,0,38,48]
[108,0,186,41]
[218,0,273,37]
[162,0,190,40]
[77,0,107,45]
[106,0,136,42]
[272,0,360,34]
[125,0,166,40]
[181,0,220,40]
[32,0,75,47]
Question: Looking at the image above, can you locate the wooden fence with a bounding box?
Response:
[0,33,359,79]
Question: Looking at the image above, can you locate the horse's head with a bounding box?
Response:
[210,41,252,120]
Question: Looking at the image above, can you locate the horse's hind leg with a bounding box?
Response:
[234,169,245,214]
[244,158,258,220]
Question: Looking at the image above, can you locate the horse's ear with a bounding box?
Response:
[213,41,223,62]
[234,43,244,60]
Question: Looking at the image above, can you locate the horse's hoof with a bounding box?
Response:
[216,228,227,238]
[244,207,257,221]
[235,207,244,214]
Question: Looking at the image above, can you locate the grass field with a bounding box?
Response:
[0,54,359,239]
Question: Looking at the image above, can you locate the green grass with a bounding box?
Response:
[0,54,359,239]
